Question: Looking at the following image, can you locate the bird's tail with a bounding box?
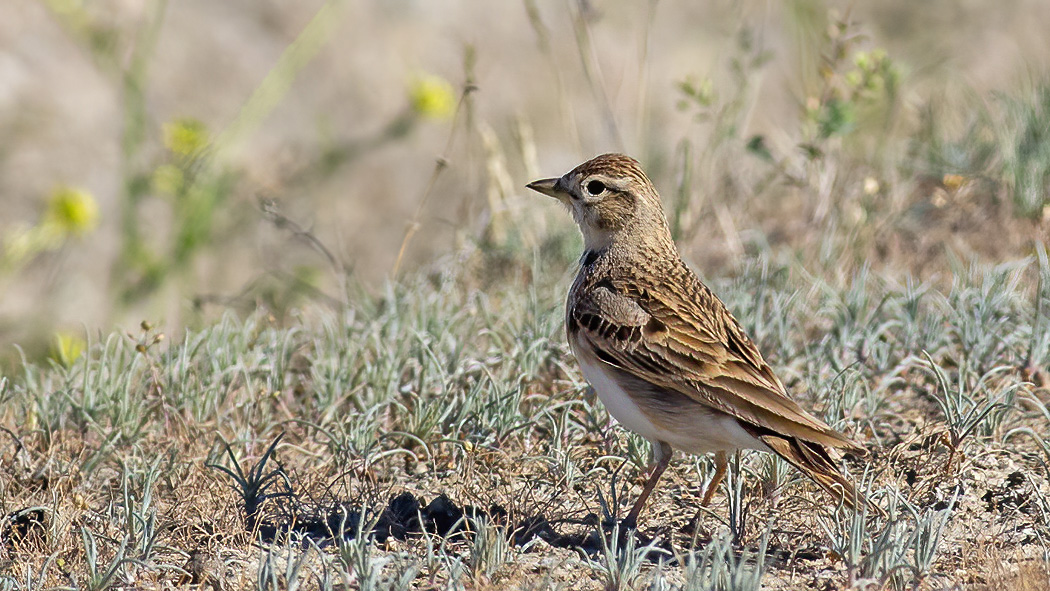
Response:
[758,434,875,513]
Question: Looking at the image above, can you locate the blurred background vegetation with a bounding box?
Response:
[1,0,1049,365]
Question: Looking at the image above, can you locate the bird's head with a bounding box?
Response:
[527,153,670,252]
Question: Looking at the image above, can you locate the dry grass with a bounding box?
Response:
[3,244,1050,588]
[972,556,1050,591]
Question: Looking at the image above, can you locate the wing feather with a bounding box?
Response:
[570,277,860,451]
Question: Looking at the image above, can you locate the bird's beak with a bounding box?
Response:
[526,177,568,202]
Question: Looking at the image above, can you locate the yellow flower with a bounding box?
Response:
[163,118,210,157]
[408,74,455,120]
[51,331,86,367]
[44,186,99,238]
[942,173,967,191]
[2,187,96,267]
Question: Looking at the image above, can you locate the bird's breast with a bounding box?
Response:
[573,348,667,443]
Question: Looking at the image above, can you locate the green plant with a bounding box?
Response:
[207,434,293,530]
[660,529,768,591]
[999,83,1050,217]
[584,523,667,591]
[920,353,1018,463]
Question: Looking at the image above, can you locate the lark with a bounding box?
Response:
[527,153,864,528]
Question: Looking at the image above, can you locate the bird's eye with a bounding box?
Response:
[585,180,606,196]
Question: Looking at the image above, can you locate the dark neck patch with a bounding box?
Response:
[581,249,602,267]
[566,313,579,336]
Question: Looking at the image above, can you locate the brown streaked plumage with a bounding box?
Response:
[527,153,865,527]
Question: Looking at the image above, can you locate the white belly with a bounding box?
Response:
[576,354,769,455]
[578,356,666,443]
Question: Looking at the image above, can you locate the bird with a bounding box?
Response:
[526,153,865,528]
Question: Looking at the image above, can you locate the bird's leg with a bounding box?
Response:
[688,451,729,533]
[701,451,729,506]
[622,441,672,530]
